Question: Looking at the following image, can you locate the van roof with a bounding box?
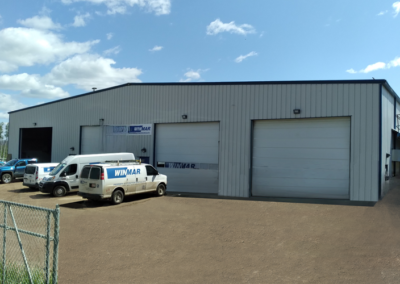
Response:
[61,153,134,163]
[28,163,59,167]
[85,163,149,168]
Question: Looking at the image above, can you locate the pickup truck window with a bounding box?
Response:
[81,167,90,179]
[16,161,27,167]
[50,163,66,176]
[5,159,18,166]
[89,168,101,180]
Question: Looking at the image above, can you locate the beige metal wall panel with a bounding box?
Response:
[381,86,395,197]
[9,82,382,201]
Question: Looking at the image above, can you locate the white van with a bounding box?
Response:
[23,163,58,189]
[78,162,167,205]
[39,153,135,197]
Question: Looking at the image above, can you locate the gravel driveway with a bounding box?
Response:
[1,180,400,284]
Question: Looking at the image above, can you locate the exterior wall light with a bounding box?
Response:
[141,148,147,153]
[99,118,104,125]
[70,147,75,151]
[182,114,188,119]
[33,123,37,126]
[293,109,301,115]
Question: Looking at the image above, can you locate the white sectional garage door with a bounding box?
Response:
[252,117,350,199]
[81,126,102,154]
[156,122,219,194]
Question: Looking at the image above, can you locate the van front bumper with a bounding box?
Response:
[39,182,54,193]
[78,192,104,200]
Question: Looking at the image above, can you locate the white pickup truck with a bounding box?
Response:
[78,163,167,205]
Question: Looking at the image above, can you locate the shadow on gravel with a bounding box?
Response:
[60,192,157,209]
[8,187,37,193]
[28,192,79,199]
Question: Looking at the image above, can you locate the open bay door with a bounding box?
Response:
[81,126,102,154]
[156,122,219,194]
[252,117,350,199]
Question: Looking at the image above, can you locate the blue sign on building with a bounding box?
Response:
[128,124,152,135]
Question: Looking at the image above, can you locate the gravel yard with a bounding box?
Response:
[1,180,400,283]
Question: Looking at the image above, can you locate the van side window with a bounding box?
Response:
[81,167,90,179]
[16,161,27,167]
[27,161,36,164]
[145,166,158,176]
[89,168,101,180]
[63,164,77,176]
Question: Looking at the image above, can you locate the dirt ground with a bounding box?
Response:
[1,181,400,284]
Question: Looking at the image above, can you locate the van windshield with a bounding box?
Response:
[49,163,66,176]
[4,159,18,166]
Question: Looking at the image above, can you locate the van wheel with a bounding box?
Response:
[155,184,166,196]
[1,173,12,184]
[53,186,67,197]
[111,189,124,205]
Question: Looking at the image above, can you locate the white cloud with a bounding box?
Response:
[72,13,91,27]
[179,69,205,82]
[61,0,171,15]
[346,68,357,74]
[346,57,400,74]
[0,73,69,99]
[44,54,142,91]
[377,10,388,16]
[0,93,27,118]
[393,2,400,17]
[235,51,258,63]
[0,26,99,72]
[18,16,62,30]
[104,46,121,55]
[149,45,163,52]
[360,62,386,73]
[106,33,113,40]
[206,19,256,36]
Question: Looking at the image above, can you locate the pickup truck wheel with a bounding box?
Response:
[53,186,67,197]
[111,189,124,205]
[155,184,166,196]
[1,173,12,184]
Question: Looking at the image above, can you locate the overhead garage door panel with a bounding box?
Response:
[252,117,350,199]
[81,126,102,155]
[156,122,219,194]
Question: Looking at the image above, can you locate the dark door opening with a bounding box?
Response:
[20,128,52,162]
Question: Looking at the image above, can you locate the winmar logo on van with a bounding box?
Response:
[107,168,141,179]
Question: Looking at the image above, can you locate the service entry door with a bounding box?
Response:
[252,117,350,199]
[81,126,102,154]
[156,122,219,194]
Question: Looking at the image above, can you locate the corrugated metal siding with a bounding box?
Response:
[9,83,381,201]
[381,86,395,197]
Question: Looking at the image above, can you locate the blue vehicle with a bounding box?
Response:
[0,158,38,184]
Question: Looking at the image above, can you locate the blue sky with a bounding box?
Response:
[0,0,399,123]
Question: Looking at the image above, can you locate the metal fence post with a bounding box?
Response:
[45,211,51,284]
[52,204,60,284]
[2,204,7,284]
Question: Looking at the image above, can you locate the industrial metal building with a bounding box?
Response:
[8,80,400,202]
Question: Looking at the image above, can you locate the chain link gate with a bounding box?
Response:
[0,201,60,284]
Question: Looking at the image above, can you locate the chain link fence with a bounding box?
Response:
[0,201,60,284]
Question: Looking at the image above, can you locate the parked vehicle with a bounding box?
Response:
[78,162,167,205]
[23,163,58,189]
[0,158,38,183]
[0,161,5,166]
[39,153,135,197]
